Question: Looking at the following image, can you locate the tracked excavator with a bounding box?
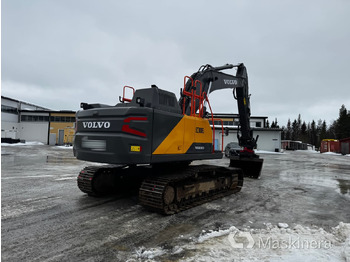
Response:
[73,63,263,214]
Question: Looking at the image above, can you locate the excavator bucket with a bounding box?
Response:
[229,156,263,179]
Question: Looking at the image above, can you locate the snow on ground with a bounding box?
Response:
[254,150,284,155]
[255,149,350,157]
[1,142,74,149]
[255,149,319,155]
[302,149,320,154]
[1,141,44,146]
[56,145,73,149]
[323,152,345,156]
[128,222,350,262]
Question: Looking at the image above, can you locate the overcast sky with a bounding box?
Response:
[2,0,350,126]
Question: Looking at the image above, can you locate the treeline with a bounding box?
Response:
[269,104,350,148]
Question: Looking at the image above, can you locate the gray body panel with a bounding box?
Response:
[73,86,222,165]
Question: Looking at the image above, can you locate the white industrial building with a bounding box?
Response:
[1,96,49,142]
[1,96,75,145]
[211,113,282,152]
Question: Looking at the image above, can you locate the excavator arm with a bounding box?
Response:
[179,63,258,151]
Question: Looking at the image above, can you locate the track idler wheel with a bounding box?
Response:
[163,186,175,205]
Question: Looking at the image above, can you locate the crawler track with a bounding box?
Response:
[139,165,243,214]
[77,166,97,195]
[77,164,243,214]
[77,165,138,196]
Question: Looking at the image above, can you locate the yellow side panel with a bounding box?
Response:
[152,117,186,154]
[152,115,213,155]
[183,116,195,152]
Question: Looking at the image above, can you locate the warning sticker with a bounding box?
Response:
[130,146,141,152]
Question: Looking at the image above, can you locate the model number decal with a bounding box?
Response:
[196,127,204,134]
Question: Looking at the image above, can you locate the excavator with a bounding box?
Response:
[73,63,263,214]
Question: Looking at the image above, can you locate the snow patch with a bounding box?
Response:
[323,152,343,156]
[303,150,320,154]
[255,150,284,154]
[56,145,73,149]
[133,222,350,262]
[197,226,238,243]
[1,141,44,146]
[132,246,166,260]
[55,177,76,181]
[278,223,289,228]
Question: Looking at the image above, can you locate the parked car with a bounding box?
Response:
[224,142,241,157]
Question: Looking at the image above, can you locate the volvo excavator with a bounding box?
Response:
[73,63,263,214]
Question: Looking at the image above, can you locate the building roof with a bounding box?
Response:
[1,95,51,111]
[212,113,268,119]
[214,126,282,131]
[20,110,76,114]
[1,96,20,103]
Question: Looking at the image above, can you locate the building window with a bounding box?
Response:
[50,116,75,122]
[20,115,75,122]
[255,122,262,127]
[209,120,234,126]
[1,105,18,115]
[21,115,49,122]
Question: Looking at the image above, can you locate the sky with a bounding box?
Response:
[2,0,350,127]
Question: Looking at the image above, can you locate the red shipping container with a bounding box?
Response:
[320,139,340,153]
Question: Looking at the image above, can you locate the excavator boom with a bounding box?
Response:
[179,63,263,178]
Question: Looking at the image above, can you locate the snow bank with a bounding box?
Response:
[197,226,238,243]
[129,222,350,262]
[321,152,350,157]
[323,152,343,156]
[130,247,166,260]
[255,150,284,155]
[1,141,44,147]
[302,150,320,154]
[1,142,75,150]
[56,145,73,149]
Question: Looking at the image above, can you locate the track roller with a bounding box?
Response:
[139,165,243,215]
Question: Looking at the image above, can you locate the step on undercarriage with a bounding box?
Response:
[77,164,244,214]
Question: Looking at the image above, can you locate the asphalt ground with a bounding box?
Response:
[1,144,350,261]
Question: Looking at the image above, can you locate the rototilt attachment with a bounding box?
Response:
[229,149,264,179]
